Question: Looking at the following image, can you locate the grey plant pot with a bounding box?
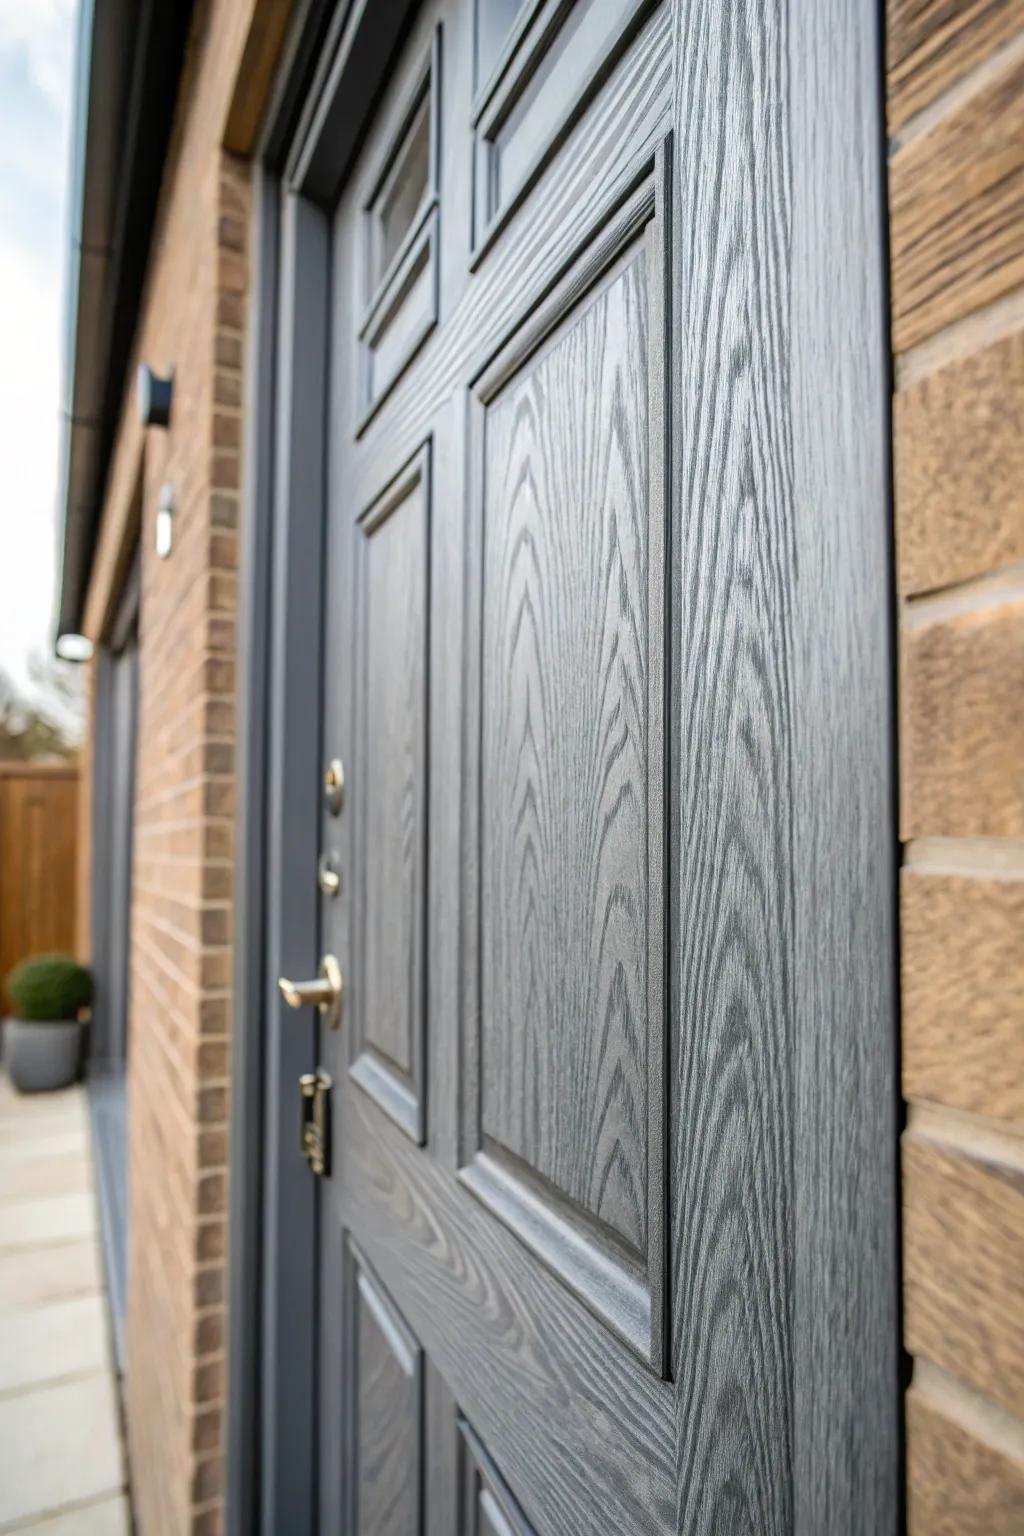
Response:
[5,1019,82,1093]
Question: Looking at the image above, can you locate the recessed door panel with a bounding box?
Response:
[459,1420,535,1536]
[461,161,669,1369]
[351,446,431,1143]
[480,245,654,1248]
[346,1238,424,1535]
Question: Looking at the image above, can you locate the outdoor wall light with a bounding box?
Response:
[137,362,173,428]
[156,483,175,559]
[55,633,94,663]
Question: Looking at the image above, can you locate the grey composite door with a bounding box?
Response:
[288,1,897,1533]
[317,5,674,1530]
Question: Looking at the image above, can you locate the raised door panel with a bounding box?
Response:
[347,1238,424,1534]
[461,157,669,1370]
[351,446,431,1142]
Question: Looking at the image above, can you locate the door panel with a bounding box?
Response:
[358,29,441,429]
[345,1240,424,1535]
[350,448,430,1142]
[459,1422,535,1536]
[461,163,669,1369]
[470,0,656,258]
[336,1076,674,1522]
[478,248,656,1243]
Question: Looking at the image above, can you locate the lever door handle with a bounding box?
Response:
[278,953,343,1028]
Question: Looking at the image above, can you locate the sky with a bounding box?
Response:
[0,0,76,697]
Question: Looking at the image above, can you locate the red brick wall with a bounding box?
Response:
[78,2,273,1529]
[124,150,248,1536]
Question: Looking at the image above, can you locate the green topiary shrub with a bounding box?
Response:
[6,954,92,1023]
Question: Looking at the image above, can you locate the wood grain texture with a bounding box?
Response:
[423,1361,462,1536]
[907,1373,1024,1536]
[670,0,898,1529]
[890,48,1024,351]
[903,1129,1024,1417]
[670,4,795,1524]
[895,326,1024,594]
[788,3,900,1527]
[352,453,428,1141]
[337,1084,676,1536]
[347,1241,424,1536]
[901,591,1024,838]
[902,867,1024,1124]
[480,248,654,1255]
[323,3,674,490]
[887,0,1024,132]
[317,14,680,1531]
[471,0,654,259]
[316,13,678,1532]
[459,167,669,1369]
[267,0,897,1530]
[0,766,78,1007]
[460,1420,535,1536]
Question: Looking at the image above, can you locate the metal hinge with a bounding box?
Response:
[299,1070,331,1177]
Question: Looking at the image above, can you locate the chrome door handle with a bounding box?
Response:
[278,953,343,1028]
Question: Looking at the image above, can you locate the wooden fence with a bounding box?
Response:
[0,762,79,1005]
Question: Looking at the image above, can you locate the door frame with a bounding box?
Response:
[226,5,425,1533]
[89,544,141,1077]
[88,541,141,1370]
[227,3,902,1534]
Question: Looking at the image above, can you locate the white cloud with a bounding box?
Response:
[0,0,75,109]
[0,0,74,694]
[0,238,61,643]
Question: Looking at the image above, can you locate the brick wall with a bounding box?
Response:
[123,146,248,1536]
[77,3,284,1530]
[888,3,1024,1530]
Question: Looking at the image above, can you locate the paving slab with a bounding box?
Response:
[0,1132,88,1166]
[0,1293,108,1393]
[0,1193,96,1252]
[0,1492,130,1534]
[0,1153,90,1204]
[0,1082,88,1133]
[0,1372,124,1527]
[0,1239,100,1312]
[0,1080,128,1529]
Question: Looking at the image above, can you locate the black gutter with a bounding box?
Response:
[55,0,194,642]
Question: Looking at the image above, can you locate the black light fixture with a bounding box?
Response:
[137,362,173,427]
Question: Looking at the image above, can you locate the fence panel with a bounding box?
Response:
[0,762,79,1005]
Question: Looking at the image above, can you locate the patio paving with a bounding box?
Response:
[0,1073,130,1532]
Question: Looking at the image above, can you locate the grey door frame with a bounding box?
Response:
[227,5,423,1533]
[90,547,141,1076]
[227,3,901,1534]
[89,545,141,1371]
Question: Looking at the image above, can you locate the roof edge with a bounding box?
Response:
[55,0,194,642]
